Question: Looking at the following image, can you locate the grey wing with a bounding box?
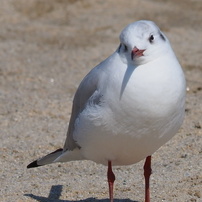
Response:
[63,68,100,151]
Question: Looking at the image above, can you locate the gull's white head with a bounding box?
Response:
[118,20,170,65]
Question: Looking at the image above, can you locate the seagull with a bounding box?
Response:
[27,20,186,202]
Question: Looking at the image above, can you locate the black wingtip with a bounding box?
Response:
[27,160,42,169]
[49,148,63,154]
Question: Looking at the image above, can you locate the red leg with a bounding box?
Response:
[107,161,115,202]
[144,156,152,202]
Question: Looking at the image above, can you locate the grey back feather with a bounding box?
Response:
[63,68,99,151]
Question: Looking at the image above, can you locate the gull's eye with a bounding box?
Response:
[123,44,128,52]
[149,35,154,43]
[118,43,128,53]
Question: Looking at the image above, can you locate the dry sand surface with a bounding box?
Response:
[0,0,202,201]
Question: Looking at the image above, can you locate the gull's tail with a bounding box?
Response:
[27,148,84,168]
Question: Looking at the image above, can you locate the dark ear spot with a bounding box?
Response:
[118,43,121,52]
[160,32,166,41]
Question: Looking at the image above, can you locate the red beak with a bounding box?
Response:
[131,47,145,60]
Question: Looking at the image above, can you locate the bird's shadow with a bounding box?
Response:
[24,185,138,202]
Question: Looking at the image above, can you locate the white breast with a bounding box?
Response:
[74,53,186,166]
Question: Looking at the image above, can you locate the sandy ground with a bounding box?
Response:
[0,0,202,201]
